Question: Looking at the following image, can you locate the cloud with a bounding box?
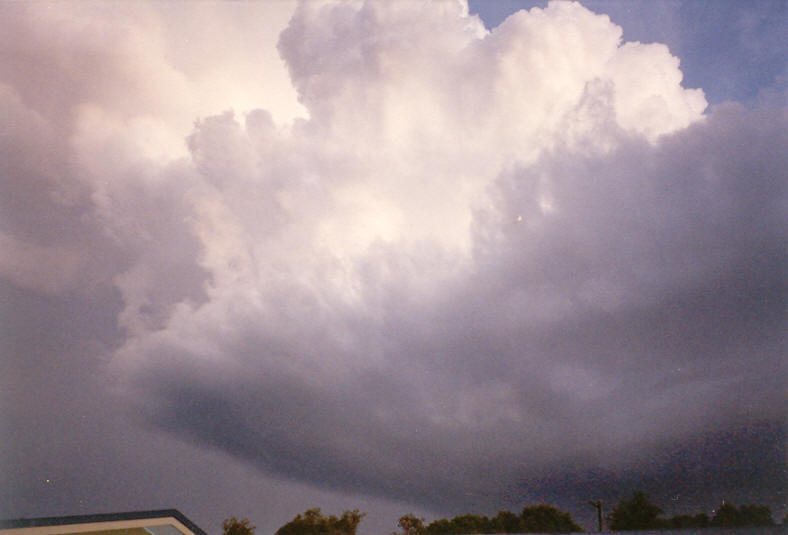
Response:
[92,0,783,511]
[2,0,784,523]
[0,232,85,295]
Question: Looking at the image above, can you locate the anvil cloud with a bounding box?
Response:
[1,1,785,533]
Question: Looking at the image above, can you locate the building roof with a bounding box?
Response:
[0,510,208,535]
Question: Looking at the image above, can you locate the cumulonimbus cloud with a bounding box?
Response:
[2,0,784,515]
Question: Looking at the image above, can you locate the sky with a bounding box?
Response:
[0,1,785,534]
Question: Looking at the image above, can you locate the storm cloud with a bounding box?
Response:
[2,1,785,533]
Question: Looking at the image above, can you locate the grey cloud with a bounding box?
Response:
[124,97,785,514]
[0,277,419,535]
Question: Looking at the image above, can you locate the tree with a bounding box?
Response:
[692,513,710,528]
[520,505,582,533]
[739,504,774,526]
[447,513,487,534]
[424,518,452,535]
[608,491,664,531]
[667,513,709,529]
[334,510,366,535]
[223,518,255,535]
[711,502,740,527]
[423,506,580,535]
[490,511,521,533]
[275,509,365,535]
[711,502,774,527]
[396,514,425,535]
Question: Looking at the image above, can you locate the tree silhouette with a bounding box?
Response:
[396,514,425,535]
[520,505,582,533]
[275,508,365,535]
[711,502,740,527]
[608,491,663,531]
[711,502,774,527]
[223,518,255,535]
[491,511,521,533]
[422,506,580,534]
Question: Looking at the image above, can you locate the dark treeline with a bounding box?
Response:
[221,510,365,535]
[275,509,366,535]
[397,505,582,534]
[609,491,777,531]
[221,494,779,535]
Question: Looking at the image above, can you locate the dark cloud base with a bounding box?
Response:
[515,421,786,517]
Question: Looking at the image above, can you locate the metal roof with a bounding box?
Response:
[0,510,208,535]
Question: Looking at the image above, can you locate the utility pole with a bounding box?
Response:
[587,500,603,532]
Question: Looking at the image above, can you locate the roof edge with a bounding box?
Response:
[0,510,208,535]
